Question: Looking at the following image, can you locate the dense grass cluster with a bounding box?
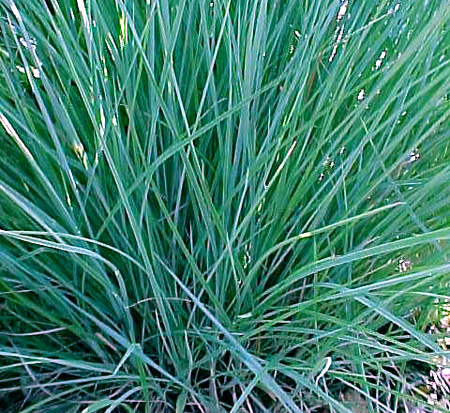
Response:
[1,0,450,411]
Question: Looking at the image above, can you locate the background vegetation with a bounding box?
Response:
[1,0,450,411]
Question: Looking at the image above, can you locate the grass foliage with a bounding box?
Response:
[1,0,450,411]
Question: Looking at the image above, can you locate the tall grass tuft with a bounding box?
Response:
[1,0,450,411]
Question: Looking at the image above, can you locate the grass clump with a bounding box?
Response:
[1,0,450,411]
